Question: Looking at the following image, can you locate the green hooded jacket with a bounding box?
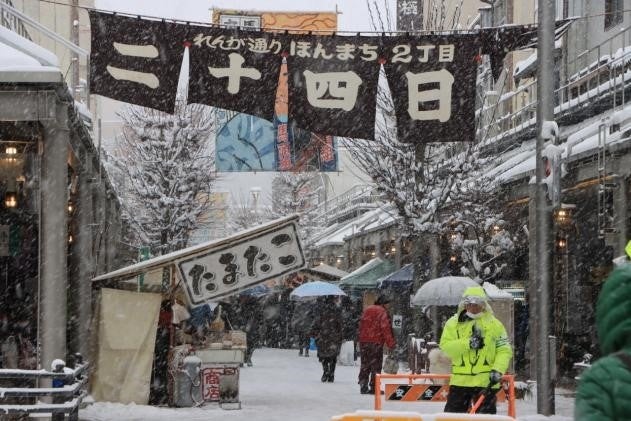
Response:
[439,286,512,388]
[575,264,631,420]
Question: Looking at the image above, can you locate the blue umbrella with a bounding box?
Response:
[289,281,347,301]
[239,284,271,298]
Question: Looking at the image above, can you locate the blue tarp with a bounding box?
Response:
[377,263,414,289]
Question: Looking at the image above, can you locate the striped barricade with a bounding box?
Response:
[374,373,516,419]
[331,409,516,421]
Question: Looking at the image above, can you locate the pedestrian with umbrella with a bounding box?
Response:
[311,296,343,382]
[290,281,346,382]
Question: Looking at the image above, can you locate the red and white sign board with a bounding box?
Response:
[201,365,240,402]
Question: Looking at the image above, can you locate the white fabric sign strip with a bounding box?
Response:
[91,288,162,404]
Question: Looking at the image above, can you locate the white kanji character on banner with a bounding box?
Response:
[303,70,362,111]
[208,53,261,94]
[406,69,454,122]
[106,42,160,88]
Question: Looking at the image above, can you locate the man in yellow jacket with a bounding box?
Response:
[439,286,512,414]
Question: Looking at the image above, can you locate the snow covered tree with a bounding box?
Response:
[344,2,516,285]
[108,101,217,255]
[443,173,516,282]
[268,171,322,243]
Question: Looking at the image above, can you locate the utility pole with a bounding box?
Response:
[535,0,556,415]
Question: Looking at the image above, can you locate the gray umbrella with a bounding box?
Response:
[411,276,479,306]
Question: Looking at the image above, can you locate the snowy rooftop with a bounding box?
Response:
[0,25,62,83]
[486,104,631,183]
[313,204,398,248]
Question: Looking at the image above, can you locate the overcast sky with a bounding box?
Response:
[95,0,396,33]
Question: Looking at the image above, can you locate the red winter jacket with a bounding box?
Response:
[358,304,396,348]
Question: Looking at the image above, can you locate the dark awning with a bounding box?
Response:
[377,263,414,289]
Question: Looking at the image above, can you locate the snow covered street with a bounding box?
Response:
[80,347,575,421]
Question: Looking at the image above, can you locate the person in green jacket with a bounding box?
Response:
[575,264,631,420]
[439,286,512,414]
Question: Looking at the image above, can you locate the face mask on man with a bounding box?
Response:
[466,311,483,319]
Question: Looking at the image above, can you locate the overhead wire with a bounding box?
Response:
[25,0,631,35]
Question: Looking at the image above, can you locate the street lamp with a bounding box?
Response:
[250,186,262,224]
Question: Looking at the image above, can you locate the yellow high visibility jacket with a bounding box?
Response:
[439,301,512,388]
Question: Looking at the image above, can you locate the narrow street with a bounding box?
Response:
[80,347,576,420]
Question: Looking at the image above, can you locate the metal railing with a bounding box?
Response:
[0,356,89,420]
[479,25,631,147]
[312,184,382,225]
[0,0,30,40]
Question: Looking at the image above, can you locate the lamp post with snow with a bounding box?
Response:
[250,186,262,225]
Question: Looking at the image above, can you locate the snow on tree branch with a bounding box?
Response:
[106,101,217,255]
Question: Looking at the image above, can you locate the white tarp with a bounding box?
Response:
[91,288,162,404]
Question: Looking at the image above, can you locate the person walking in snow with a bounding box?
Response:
[291,301,314,357]
[357,294,396,394]
[311,296,343,382]
[439,286,512,414]
[575,264,631,421]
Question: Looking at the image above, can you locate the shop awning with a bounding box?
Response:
[92,215,306,304]
[301,263,349,281]
[377,263,414,289]
[338,258,396,291]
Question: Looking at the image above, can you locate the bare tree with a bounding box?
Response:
[108,101,217,255]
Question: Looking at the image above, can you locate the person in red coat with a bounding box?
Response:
[357,294,396,394]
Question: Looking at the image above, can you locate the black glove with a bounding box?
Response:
[489,370,502,386]
[469,325,484,350]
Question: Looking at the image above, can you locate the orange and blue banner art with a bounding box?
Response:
[214,9,338,172]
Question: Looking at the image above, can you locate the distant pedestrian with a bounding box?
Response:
[439,286,512,414]
[291,302,314,357]
[575,264,631,421]
[311,296,343,382]
[357,295,396,394]
[235,296,262,367]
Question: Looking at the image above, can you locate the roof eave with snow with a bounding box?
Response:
[0,67,62,84]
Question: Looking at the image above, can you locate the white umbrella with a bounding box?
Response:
[411,276,479,306]
[289,281,347,301]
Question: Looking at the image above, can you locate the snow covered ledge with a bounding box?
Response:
[0,25,62,83]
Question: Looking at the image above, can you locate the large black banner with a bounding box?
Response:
[383,34,481,143]
[88,11,187,113]
[286,35,382,140]
[187,27,285,121]
[88,11,572,144]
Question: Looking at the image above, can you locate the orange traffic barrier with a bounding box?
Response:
[374,373,516,419]
[331,410,516,421]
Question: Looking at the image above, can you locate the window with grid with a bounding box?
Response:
[605,0,623,30]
